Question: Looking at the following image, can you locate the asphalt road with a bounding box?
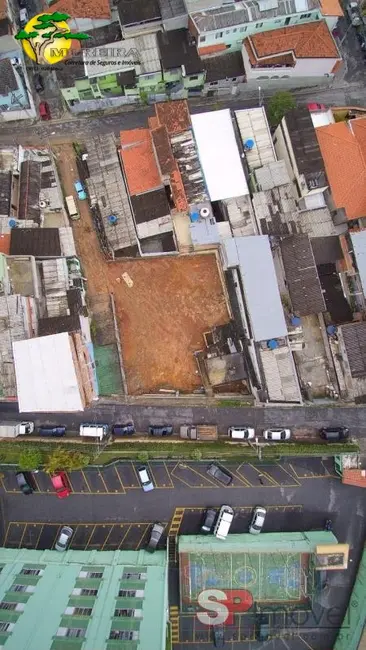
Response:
[1,401,366,437]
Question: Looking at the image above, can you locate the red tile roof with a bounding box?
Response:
[155,100,191,135]
[198,44,227,56]
[245,21,339,63]
[148,116,159,130]
[0,0,7,20]
[120,128,162,196]
[170,168,188,212]
[342,469,366,488]
[0,234,10,255]
[48,0,111,19]
[316,118,366,220]
[151,126,176,177]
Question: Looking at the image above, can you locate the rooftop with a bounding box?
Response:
[38,315,81,337]
[117,0,161,26]
[311,235,343,265]
[350,231,366,298]
[131,188,170,224]
[315,118,366,220]
[80,22,122,49]
[46,0,111,19]
[151,126,177,176]
[55,53,85,88]
[0,59,17,96]
[191,109,249,202]
[155,100,191,134]
[18,160,42,223]
[13,333,84,412]
[205,50,245,83]
[158,0,186,20]
[157,29,203,74]
[120,128,162,196]
[10,228,61,257]
[0,171,11,217]
[83,34,161,78]
[224,235,287,341]
[234,107,276,172]
[0,0,6,19]
[339,322,366,379]
[85,134,137,253]
[259,344,301,402]
[190,0,320,32]
[280,234,326,316]
[320,0,343,15]
[245,21,339,63]
[0,233,10,253]
[205,351,247,386]
[285,106,327,191]
[170,130,209,205]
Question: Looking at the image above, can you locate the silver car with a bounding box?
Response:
[137,465,154,492]
[263,428,291,441]
[249,507,266,535]
[55,526,73,552]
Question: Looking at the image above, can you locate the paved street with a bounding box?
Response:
[1,400,366,437]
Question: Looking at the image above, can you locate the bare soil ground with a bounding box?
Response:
[54,144,230,394]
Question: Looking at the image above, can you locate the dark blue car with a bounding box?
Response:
[38,426,66,437]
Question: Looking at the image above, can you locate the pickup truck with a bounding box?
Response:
[180,425,218,440]
[0,421,34,438]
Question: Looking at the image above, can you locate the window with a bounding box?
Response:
[256,22,263,27]
[57,628,86,638]
[71,588,98,596]
[114,609,142,618]
[78,571,103,579]
[232,77,237,81]
[215,31,223,39]
[240,26,247,32]
[65,607,93,616]
[190,75,198,80]
[225,29,230,34]
[118,589,145,598]
[21,569,42,576]
[109,631,139,641]
[122,571,147,581]
[274,18,282,22]
[233,27,237,32]
[12,585,35,593]
[200,35,206,42]
[0,603,16,611]
[0,623,13,632]
[300,12,311,17]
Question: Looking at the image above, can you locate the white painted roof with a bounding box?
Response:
[235,107,277,172]
[191,109,249,201]
[13,333,84,412]
[83,34,160,78]
[351,231,366,298]
[224,235,287,341]
[311,110,335,128]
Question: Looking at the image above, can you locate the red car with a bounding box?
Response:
[39,101,51,120]
[51,472,71,499]
[307,102,326,112]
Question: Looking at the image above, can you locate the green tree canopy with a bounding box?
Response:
[18,448,43,471]
[44,448,90,474]
[267,91,296,128]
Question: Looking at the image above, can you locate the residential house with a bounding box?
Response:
[315,117,366,222]
[0,547,168,650]
[117,0,163,37]
[189,0,335,56]
[203,50,246,93]
[329,321,366,402]
[157,28,205,94]
[44,0,113,32]
[280,234,326,316]
[242,21,342,85]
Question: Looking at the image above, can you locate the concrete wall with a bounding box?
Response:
[243,56,338,80]
[163,14,189,31]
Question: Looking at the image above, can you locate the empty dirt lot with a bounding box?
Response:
[54,143,230,394]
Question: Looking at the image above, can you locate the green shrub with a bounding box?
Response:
[137,451,149,463]
[191,449,202,461]
[18,448,43,471]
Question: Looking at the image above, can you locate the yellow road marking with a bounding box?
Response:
[148,462,174,489]
[219,463,251,488]
[118,524,131,549]
[85,525,97,549]
[81,470,92,492]
[113,466,126,494]
[250,464,278,486]
[19,524,28,548]
[299,635,316,650]
[136,524,151,551]
[97,471,109,493]
[35,524,44,549]
[164,461,175,488]
[32,475,43,492]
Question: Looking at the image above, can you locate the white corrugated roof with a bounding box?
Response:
[235,107,277,172]
[83,34,160,78]
[351,231,366,298]
[13,333,84,412]
[191,109,249,201]
[224,235,287,341]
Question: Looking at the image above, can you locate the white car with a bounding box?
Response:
[55,526,73,552]
[228,427,255,440]
[249,507,266,535]
[263,428,291,441]
[214,505,234,540]
[137,465,154,492]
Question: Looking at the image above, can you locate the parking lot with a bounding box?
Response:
[0,458,337,496]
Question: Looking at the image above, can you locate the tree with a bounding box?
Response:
[18,448,43,471]
[15,12,90,65]
[190,449,202,461]
[267,91,296,128]
[44,447,89,474]
[137,451,149,463]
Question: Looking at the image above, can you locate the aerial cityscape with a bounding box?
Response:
[0,0,364,648]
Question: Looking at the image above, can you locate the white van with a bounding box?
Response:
[214,505,234,540]
[228,427,255,440]
[79,423,109,441]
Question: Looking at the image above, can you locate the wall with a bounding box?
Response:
[121,20,163,38]
[273,120,298,186]
[196,9,321,51]
[242,46,339,79]
[163,14,189,31]
[69,17,112,31]
[68,94,139,113]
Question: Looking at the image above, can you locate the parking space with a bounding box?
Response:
[3,521,168,552]
[0,458,340,497]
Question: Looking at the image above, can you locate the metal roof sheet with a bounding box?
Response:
[351,231,366,298]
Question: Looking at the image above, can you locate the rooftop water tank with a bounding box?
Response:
[267,339,278,350]
[291,316,301,326]
[8,219,17,228]
[108,215,118,225]
[327,325,337,336]
[244,139,255,151]
[190,212,199,222]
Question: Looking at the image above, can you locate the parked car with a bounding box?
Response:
[149,426,173,437]
[33,73,44,93]
[38,426,66,437]
[74,180,87,200]
[112,423,135,436]
[346,2,362,26]
[228,426,255,439]
[146,522,165,553]
[55,526,73,552]
[16,472,33,495]
[201,508,217,534]
[213,625,225,647]
[51,472,71,499]
[263,429,291,441]
[137,465,154,492]
[19,7,28,27]
[39,101,51,120]
[207,463,233,486]
[214,505,234,540]
[249,506,267,535]
[307,102,326,112]
[319,426,349,441]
